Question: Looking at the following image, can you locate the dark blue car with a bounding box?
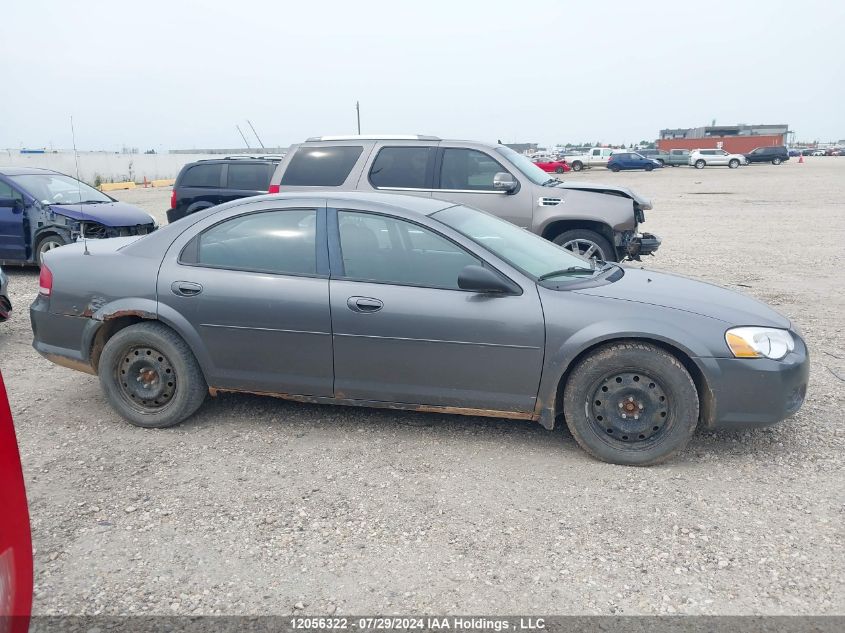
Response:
[607,152,662,172]
[0,168,156,265]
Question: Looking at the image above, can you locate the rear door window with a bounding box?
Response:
[181,164,223,188]
[368,147,433,189]
[193,209,318,275]
[439,149,507,191]
[280,146,363,186]
[227,163,274,191]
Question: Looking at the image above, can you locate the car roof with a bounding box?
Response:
[288,191,456,216]
[0,167,61,176]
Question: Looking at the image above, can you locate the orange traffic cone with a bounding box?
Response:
[798,154,804,164]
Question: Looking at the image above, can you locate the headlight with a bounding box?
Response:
[725,327,795,360]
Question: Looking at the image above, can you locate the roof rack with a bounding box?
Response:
[305,134,441,142]
[197,154,285,162]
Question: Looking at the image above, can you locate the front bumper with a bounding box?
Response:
[696,334,809,430]
[624,232,661,260]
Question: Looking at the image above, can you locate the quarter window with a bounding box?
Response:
[337,211,480,289]
[181,164,223,188]
[280,146,363,186]
[369,146,432,189]
[439,149,507,191]
[195,209,317,275]
[227,163,274,190]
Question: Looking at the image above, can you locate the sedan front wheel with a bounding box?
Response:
[562,342,699,465]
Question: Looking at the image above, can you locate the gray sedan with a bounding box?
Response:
[30,192,808,465]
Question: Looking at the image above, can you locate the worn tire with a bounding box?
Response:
[35,233,68,265]
[98,322,207,428]
[562,342,699,466]
[553,229,616,262]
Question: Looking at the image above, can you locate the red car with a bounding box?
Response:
[0,370,32,632]
[533,159,571,174]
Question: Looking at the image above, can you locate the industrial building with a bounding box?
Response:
[657,123,789,153]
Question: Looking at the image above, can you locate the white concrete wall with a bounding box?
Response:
[0,150,220,184]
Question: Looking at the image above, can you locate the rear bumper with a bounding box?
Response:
[696,335,809,430]
[30,295,97,374]
[165,207,188,224]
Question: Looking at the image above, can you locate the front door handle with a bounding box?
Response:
[347,296,383,313]
[171,281,203,297]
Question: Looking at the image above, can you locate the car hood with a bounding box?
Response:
[552,181,653,210]
[48,201,155,227]
[573,267,791,328]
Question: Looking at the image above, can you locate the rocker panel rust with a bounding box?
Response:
[208,387,538,421]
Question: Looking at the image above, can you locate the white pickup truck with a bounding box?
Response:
[563,147,619,172]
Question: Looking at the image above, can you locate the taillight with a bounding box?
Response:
[39,264,53,296]
[170,189,177,209]
[268,184,280,194]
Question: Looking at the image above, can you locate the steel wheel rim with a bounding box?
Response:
[115,345,177,413]
[587,371,671,447]
[561,239,604,260]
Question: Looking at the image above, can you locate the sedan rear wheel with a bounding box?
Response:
[562,342,699,465]
[99,322,207,428]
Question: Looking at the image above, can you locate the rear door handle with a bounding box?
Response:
[171,281,203,297]
[347,296,383,313]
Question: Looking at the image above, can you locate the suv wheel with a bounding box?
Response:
[571,161,583,172]
[553,229,615,262]
[694,159,705,169]
[562,342,699,466]
[728,159,740,169]
[772,157,783,165]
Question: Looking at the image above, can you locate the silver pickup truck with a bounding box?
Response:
[269,135,661,262]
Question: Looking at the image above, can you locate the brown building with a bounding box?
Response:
[657,124,788,154]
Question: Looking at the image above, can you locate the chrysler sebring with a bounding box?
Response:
[30,193,808,465]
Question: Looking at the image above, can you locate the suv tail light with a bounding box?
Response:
[268,184,280,194]
[170,189,177,209]
[38,264,53,296]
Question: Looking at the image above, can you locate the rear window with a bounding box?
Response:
[181,164,222,188]
[280,146,363,186]
[227,163,274,190]
[369,146,432,189]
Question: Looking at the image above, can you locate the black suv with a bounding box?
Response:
[743,146,789,165]
[167,156,282,223]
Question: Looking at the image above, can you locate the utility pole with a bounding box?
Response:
[247,119,265,149]
[236,125,251,149]
[356,101,361,134]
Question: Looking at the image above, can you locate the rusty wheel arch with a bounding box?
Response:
[555,336,715,430]
[89,314,153,372]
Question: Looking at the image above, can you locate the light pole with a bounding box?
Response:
[356,101,361,134]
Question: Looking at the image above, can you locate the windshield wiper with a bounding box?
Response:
[538,266,595,281]
[541,178,559,186]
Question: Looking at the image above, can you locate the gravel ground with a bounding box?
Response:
[1,158,843,616]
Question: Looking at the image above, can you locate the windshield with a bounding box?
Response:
[9,174,113,205]
[434,205,594,280]
[494,146,553,186]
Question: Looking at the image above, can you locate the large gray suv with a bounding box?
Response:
[269,135,660,261]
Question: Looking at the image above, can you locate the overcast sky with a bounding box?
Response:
[2,0,842,150]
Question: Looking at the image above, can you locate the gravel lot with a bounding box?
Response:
[2,158,843,616]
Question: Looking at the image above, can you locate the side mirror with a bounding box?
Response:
[458,265,516,294]
[492,172,517,193]
[0,198,23,213]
